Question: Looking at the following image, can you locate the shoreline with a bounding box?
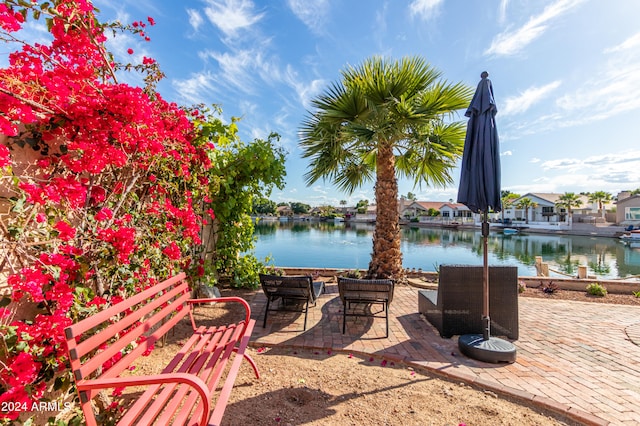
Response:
[399,220,628,238]
[278,267,640,294]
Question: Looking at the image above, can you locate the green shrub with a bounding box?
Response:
[341,269,362,279]
[586,282,607,297]
[264,265,285,276]
[632,290,640,298]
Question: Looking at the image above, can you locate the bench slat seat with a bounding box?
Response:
[64,273,259,426]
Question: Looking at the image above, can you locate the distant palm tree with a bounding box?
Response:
[555,192,582,225]
[588,191,612,218]
[516,198,537,224]
[300,56,471,281]
[500,191,520,224]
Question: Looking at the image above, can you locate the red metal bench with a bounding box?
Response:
[64,272,259,426]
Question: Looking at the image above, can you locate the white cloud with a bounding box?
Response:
[313,185,328,195]
[198,48,263,94]
[498,0,510,24]
[555,61,640,119]
[502,38,640,139]
[287,0,330,35]
[172,72,218,105]
[203,0,264,40]
[284,66,328,110]
[485,0,585,56]
[535,151,640,194]
[530,158,541,163]
[409,0,443,21]
[540,158,583,172]
[500,150,512,156]
[186,9,204,32]
[604,32,640,53]
[501,81,561,116]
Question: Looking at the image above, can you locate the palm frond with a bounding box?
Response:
[299,55,472,193]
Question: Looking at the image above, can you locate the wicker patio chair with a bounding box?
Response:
[418,265,519,339]
[259,274,325,330]
[337,277,395,337]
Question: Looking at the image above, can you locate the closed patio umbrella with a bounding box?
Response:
[457,71,516,363]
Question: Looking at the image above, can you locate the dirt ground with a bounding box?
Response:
[129,285,640,426]
[135,327,574,426]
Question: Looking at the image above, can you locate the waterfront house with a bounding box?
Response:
[503,193,598,224]
[615,191,640,226]
[277,205,293,218]
[400,200,472,223]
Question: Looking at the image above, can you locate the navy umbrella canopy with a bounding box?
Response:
[457,71,502,214]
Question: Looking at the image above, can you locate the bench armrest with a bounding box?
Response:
[77,373,211,426]
[187,296,251,333]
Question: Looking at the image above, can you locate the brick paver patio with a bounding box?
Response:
[248,281,640,425]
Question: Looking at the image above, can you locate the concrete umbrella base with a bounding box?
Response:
[458,334,517,364]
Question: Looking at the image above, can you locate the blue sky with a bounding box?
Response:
[7,1,640,207]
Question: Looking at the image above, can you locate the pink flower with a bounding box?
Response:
[54,221,76,241]
[147,16,156,26]
[162,241,181,260]
[8,352,40,386]
[0,144,10,167]
[127,48,134,54]
[94,208,113,221]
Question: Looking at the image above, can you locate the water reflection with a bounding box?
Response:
[253,221,640,279]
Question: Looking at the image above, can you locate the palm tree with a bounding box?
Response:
[588,191,612,218]
[500,191,519,224]
[515,198,537,224]
[555,192,582,225]
[300,56,472,281]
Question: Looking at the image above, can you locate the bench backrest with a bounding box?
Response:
[259,274,317,302]
[337,277,395,305]
[64,273,192,400]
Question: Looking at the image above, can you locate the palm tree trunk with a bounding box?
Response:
[368,143,406,283]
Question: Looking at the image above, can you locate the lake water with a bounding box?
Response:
[253,220,640,279]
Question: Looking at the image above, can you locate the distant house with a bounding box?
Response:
[616,191,640,226]
[276,205,293,217]
[504,193,595,224]
[400,200,472,222]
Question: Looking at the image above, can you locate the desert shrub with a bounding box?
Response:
[341,269,362,279]
[586,282,607,297]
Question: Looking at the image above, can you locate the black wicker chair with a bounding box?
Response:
[337,277,395,337]
[418,265,519,339]
[259,274,325,330]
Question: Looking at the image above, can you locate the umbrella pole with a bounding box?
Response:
[458,208,515,363]
[482,210,490,340]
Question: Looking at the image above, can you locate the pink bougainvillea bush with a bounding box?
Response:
[0,1,215,422]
